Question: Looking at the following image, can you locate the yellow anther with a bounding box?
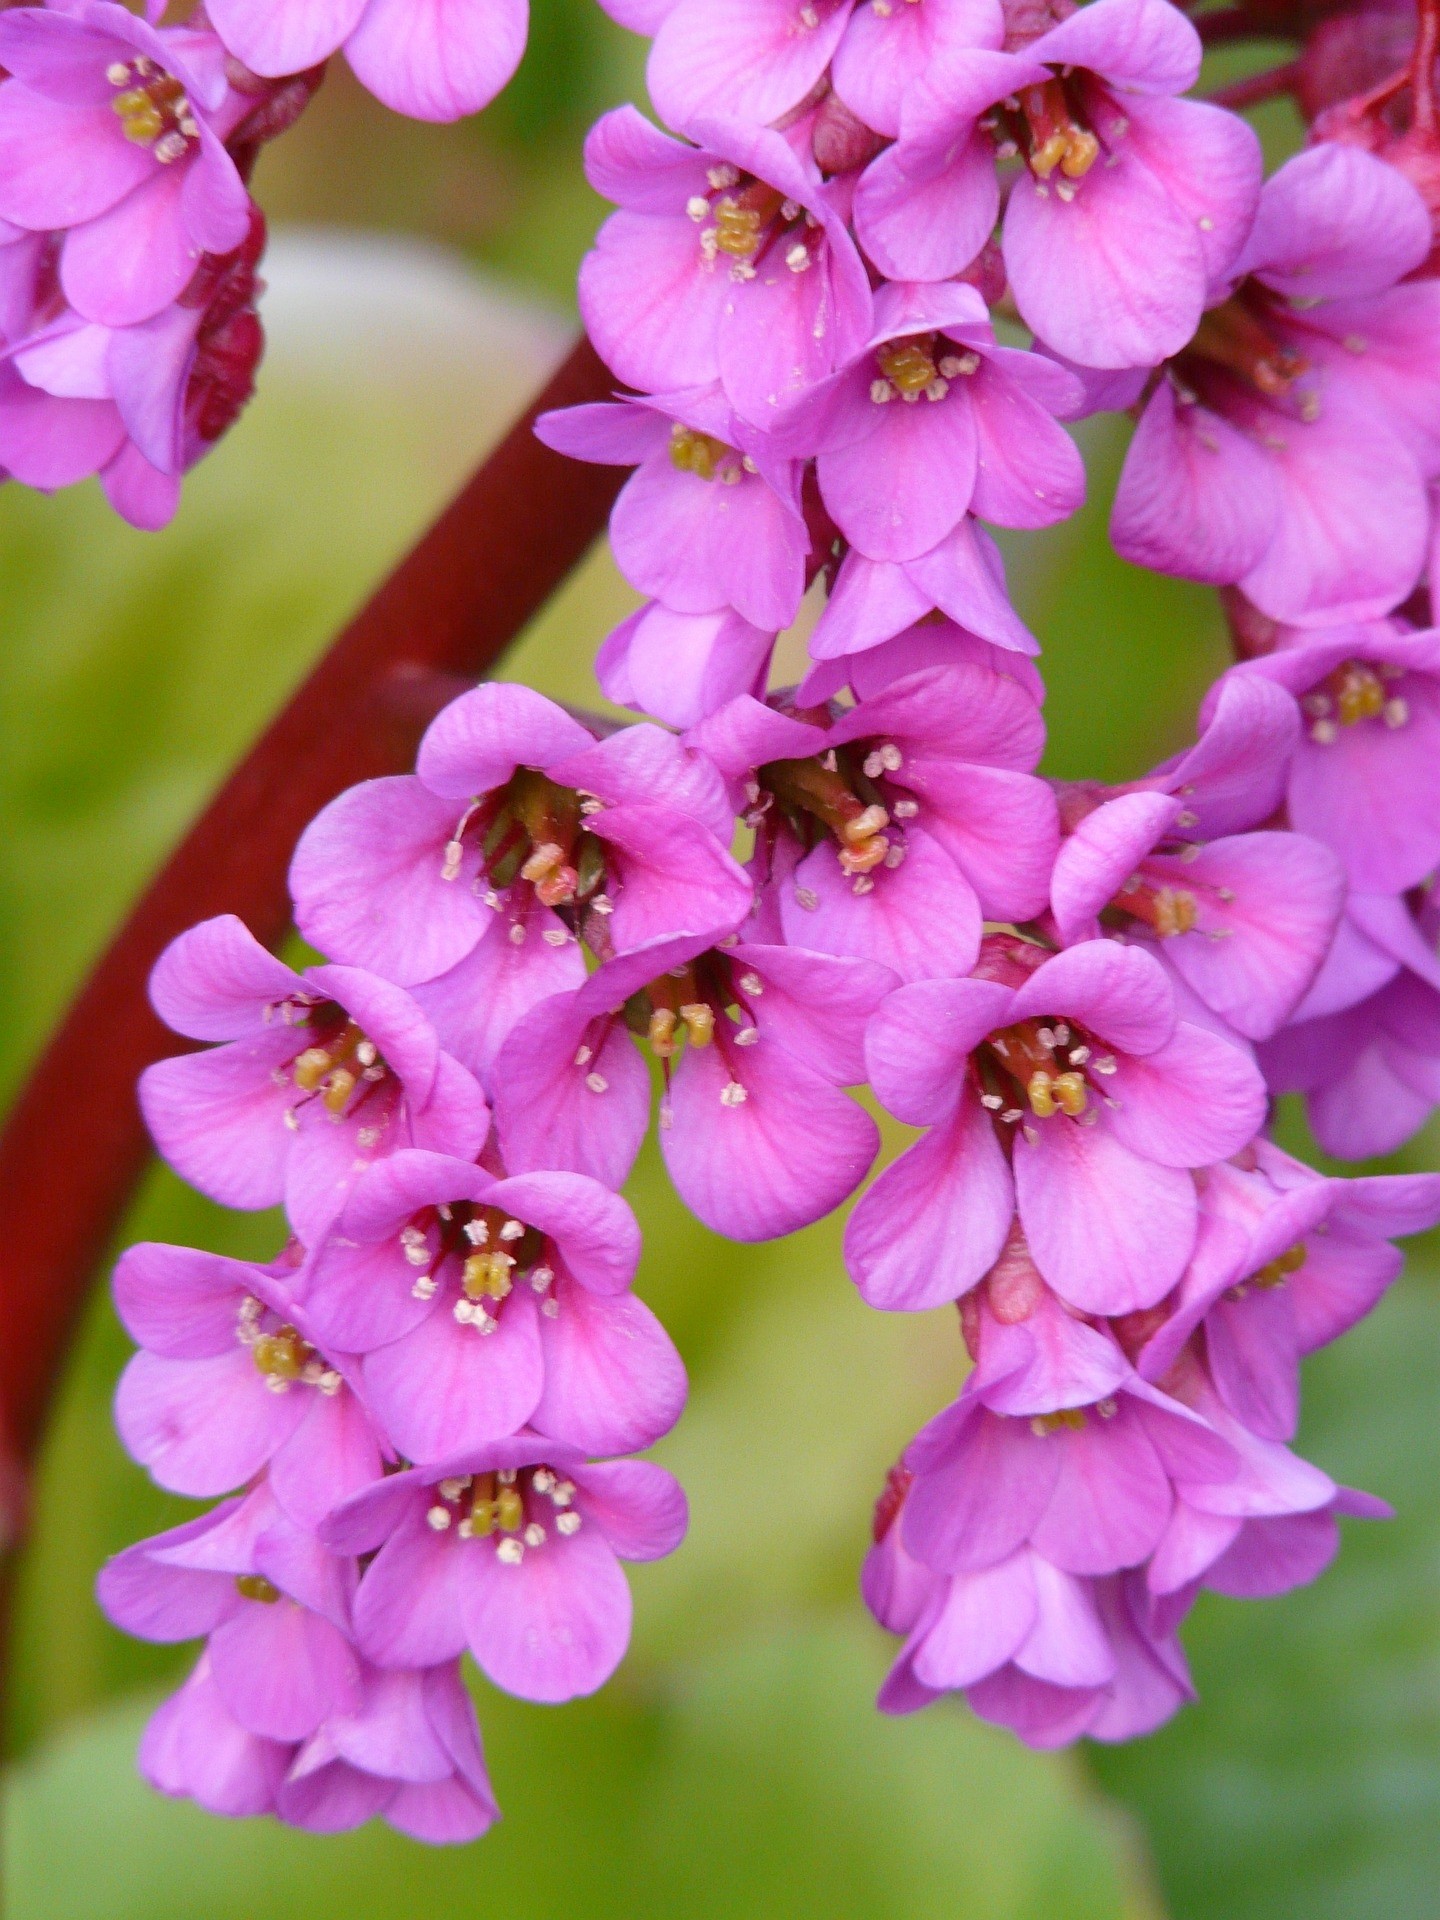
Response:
[647,1008,679,1058]
[235,1574,281,1603]
[1255,1243,1307,1288]
[496,1485,525,1532]
[1334,664,1386,726]
[1031,1408,1086,1436]
[463,1250,514,1301]
[321,1068,357,1115]
[521,841,566,883]
[713,197,764,255]
[252,1326,311,1381]
[1061,127,1100,177]
[1029,129,1068,178]
[293,1046,332,1091]
[842,804,890,845]
[839,836,890,875]
[876,340,938,395]
[1153,887,1199,938]
[669,424,733,480]
[1027,1070,1058,1118]
[680,1003,715,1047]
[1053,1071,1088,1117]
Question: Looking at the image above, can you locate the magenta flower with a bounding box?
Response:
[833,0,1004,140]
[98,1482,362,1744]
[491,930,891,1241]
[1050,788,1345,1041]
[848,934,1267,1315]
[113,1240,383,1526]
[1112,146,1440,625]
[1135,1138,1440,1441]
[290,683,747,1081]
[774,280,1086,562]
[596,601,778,731]
[797,612,1046,713]
[206,0,528,124]
[1140,1343,1384,1603]
[325,1433,687,1704]
[1260,888,1440,1159]
[692,661,1058,982]
[0,3,252,328]
[1230,623,1440,892]
[644,0,857,132]
[806,519,1040,670]
[853,0,1261,368]
[299,1148,686,1463]
[536,385,810,632]
[0,209,266,529]
[143,1654,499,1842]
[578,106,872,426]
[1115,668,1301,840]
[138,915,490,1243]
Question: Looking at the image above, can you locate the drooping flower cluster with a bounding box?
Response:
[97,0,1440,1847]
[0,0,528,525]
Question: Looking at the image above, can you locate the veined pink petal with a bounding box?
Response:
[345,0,528,122]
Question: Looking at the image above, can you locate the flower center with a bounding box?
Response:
[107,55,198,163]
[1302,660,1409,743]
[398,1201,556,1330]
[276,1001,391,1135]
[444,766,610,924]
[760,734,915,897]
[1228,1241,1306,1299]
[235,1295,342,1395]
[984,75,1103,198]
[685,167,820,282]
[424,1465,581,1560]
[869,333,978,407]
[669,424,747,484]
[976,1017,1116,1126]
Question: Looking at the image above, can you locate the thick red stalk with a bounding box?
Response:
[0,334,621,1510]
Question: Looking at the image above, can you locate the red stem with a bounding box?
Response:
[0,334,621,1509]
[1207,58,1303,108]
[1413,0,1440,132]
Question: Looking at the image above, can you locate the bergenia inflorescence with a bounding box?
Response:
[90,0,1440,1844]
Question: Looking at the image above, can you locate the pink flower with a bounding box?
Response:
[0,208,266,529]
[848,934,1267,1315]
[289,683,748,1080]
[98,1481,362,1743]
[142,1653,498,1842]
[536,385,810,632]
[206,0,528,124]
[1050,788,1345,1041]
[691,662,1057,982]
[325,1433,687,1704]
[596,601,778,731]
[113,1240,383,1526]
[1112,145,1440,625]
[644,0,859,131]
[0,3,252,327]
[578,106,873,426]
[1134,1138,1440,1441]
[299,1148,686,1463]
[138,915,490,1243]
[773,279,1086,563]
[833,0,1004,140]
[1260,888,1440,1159]
[490,931,891,1241]
[1231,622,1440,892]
[853,0,1261,368]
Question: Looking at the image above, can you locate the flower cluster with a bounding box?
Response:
[98,0,1440,1847]
[0,0,528,526]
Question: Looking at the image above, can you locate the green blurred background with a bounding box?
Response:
[2,11,1438,1916]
